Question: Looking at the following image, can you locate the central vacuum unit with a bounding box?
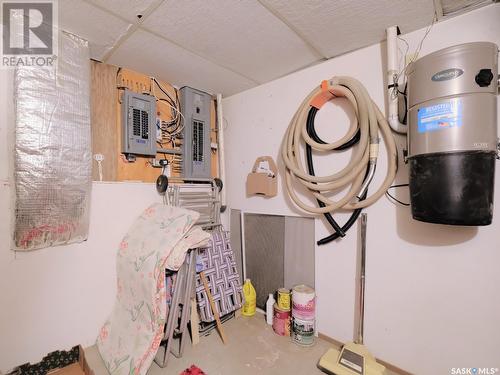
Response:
[407,42,499,225]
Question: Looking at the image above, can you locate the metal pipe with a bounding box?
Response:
[180,200,220,205]
[177,194,219,199]
[386,26,407,134]
[356,213,367,345]
[216,94,227,210]
[166,177,215,184]
[157,147,182,155]
[357,161,376,199]
[177,192,215,196]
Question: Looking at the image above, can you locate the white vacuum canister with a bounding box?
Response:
[407,42,499,225]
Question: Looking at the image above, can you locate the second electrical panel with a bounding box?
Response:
[181,86,212,179]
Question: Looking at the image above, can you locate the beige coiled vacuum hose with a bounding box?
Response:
[281,76,398,214]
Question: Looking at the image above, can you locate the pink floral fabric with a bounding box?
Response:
[165,226,208,270]
[96,203,209,375]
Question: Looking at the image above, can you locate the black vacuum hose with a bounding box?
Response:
[305,107,368,246]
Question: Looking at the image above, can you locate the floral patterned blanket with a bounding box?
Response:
[97,203,210,375]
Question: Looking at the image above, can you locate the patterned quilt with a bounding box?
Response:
[97,203,209,375]
[195,231,244,322]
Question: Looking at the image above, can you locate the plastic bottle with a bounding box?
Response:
[266,293,275,325]
[242,279,256,316]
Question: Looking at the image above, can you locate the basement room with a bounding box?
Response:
[0,1,499,374]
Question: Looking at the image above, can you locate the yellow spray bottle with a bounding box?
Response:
[242,279,256,316]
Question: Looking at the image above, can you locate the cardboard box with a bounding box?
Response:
[48,346,94,375]
[9,345,94,375]
[246,156,278,197]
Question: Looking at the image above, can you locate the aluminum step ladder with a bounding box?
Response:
[154,180,221,368]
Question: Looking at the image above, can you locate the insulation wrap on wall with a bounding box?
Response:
[13,32,92,251]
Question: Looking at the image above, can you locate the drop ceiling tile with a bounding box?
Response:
[58,0,132,60]
[86,0,160,23]
[142,0,320,83]
[107,29,256,96]
[263,0,435,58]
[441,0,490,15]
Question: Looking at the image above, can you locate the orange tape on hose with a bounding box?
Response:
[320,80,328,91]
[310,82,344,110]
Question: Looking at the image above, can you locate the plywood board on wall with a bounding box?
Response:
[90,62,219,182]
[91,61,118,181]
[116,67,182,182]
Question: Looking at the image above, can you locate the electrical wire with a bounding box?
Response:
[385,184,410,206]
[395,11,437,83]
[400,83,408,125]
[281,76,398,217]
[397,34,409,70]
[152,77,177,106]
[148,78,183,175]
[157,99,185,135]
[149,77,185,143]
[387,14,435,133]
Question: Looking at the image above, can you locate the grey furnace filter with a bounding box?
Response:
[407,42,499,225]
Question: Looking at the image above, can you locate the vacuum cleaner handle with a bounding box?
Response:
[356,213,367,345]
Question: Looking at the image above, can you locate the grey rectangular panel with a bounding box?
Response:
[121,90,157,156]
[284,216,315,290]
[181,87,212,178]
[244,213,285,309]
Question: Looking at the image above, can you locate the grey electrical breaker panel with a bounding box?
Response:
[121,89,157,157]
[180,86,212,178]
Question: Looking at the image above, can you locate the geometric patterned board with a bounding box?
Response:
[195,231,244,322]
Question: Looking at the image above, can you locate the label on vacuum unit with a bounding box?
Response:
[339,348,364,374]
[417,98,462,133]
[431,68,464,81]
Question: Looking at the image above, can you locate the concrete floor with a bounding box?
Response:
[85,313,334,375]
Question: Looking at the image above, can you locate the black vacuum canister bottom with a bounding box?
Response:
[409,151,496,225]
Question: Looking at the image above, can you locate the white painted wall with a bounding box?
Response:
[0,70,161,371]
[222,5,500,374]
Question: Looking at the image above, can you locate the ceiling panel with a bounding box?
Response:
[142,0,321,83]
[59,0,132,60]
[86,0,160,23]
[262,0,435,58]
[441,0,490,15]
[107,29,256,96]
[58,0,490,97]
